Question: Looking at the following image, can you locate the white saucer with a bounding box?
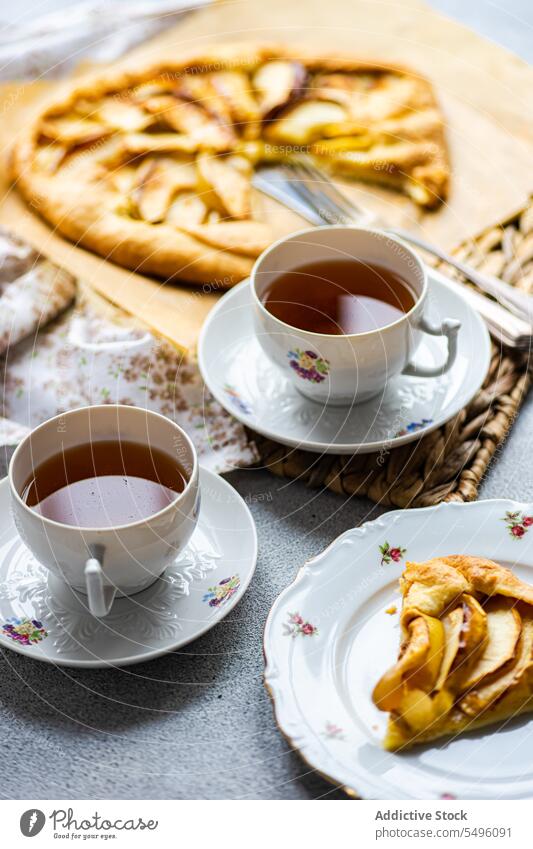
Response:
[0,468,257,668]
[198,269,491,454]
[264,499,533,799]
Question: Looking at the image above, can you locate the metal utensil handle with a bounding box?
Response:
[252,167,533,349]
[387,229,533,328]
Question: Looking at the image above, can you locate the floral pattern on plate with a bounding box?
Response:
[503,510,533,539]
[2,617,47,645]
[322,722,346,741]
[379,542,406,565]
[264,499,533,800]
[223,384,252,416]
[202,575,241,608]
[395,418,433,437]
[283,612,319,637]
[288,349,330,383]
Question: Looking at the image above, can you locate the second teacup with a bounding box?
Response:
[9,405,200,618]
[251,226,461,405]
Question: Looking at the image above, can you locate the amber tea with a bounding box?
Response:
[22,439,188,528]
[262,258,416,335]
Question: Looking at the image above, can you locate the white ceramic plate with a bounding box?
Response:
[198,269,490,454]
[264,499,533,799]
[0,468,257,667]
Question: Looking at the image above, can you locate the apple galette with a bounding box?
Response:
[12,44,449,284]
[373,556,533,750]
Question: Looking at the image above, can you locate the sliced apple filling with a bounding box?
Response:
[373,556,533,750]
[14,46,449,283]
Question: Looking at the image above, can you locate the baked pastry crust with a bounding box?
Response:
[12,43,449,285]
[373,556,533,750]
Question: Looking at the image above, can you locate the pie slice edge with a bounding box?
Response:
[373,555,533,751]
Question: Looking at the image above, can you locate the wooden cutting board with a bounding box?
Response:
[1,0,532,352]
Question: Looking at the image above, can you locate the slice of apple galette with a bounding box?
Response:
[373,556,533,750]
[12,44,449,284]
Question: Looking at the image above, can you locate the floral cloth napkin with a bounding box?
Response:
[0,228,257,473]
[0,0,210,80]
[0,0,257,473]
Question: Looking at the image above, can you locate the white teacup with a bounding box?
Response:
[251,226,461,405]
[9,405,200,618]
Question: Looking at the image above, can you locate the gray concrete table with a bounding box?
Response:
[0,0,532,801]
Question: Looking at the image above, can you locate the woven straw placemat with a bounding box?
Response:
[251,202,533,507]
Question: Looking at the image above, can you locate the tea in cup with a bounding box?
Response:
[9,405,200,617]
[251,226,460,405]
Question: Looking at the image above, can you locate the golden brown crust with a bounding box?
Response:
[375,555,533,751]
[13,167,255,284]
[12,43,450,285]
[445,555,533,605]
[402,556,533,614]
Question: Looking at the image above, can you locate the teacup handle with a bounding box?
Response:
[402,316,461,378]
[85,557,117,618]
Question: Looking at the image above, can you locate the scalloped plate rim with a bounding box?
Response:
[263,498,533,799]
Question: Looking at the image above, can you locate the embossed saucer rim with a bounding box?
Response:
[198,274,490,454]
[0,468,257,667]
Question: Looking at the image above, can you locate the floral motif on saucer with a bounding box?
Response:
[2,617,47,645]
[287,349,330,383]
